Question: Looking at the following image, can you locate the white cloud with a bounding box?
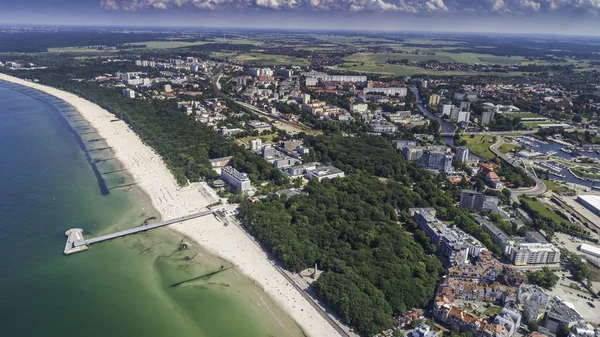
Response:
[97,0,600,14]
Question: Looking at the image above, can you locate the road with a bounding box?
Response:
[489,136,546,202]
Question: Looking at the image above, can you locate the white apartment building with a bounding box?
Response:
[221,167,251,192]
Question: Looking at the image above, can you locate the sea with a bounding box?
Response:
[0,80,304,337]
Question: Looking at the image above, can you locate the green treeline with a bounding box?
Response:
[238,175,444,336]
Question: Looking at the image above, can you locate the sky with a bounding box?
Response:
[2,0,600,35]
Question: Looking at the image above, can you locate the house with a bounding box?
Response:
[486,172,503,189]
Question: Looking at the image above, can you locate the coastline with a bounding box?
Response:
[0,73,340,337]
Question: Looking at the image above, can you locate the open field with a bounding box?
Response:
[344,52,525,65]
[48,47,118,53]
[233,53,310,66]
[332,63,525,77]
[122,39,264,49]
[461,135,497,160]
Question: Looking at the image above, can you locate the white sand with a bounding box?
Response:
[0,74,341,337]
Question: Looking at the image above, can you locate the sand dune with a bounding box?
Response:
[0,73,341,337]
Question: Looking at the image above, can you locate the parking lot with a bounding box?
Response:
[546,268,600,324]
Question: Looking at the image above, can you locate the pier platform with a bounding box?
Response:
[64,208,220,255]
[64,228,89,255]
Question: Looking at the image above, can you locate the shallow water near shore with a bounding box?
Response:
[0,81,304,337]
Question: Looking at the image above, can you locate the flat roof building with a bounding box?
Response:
[307,166,345,181]
[577,195,600,217]
[472,214,513,256]
[221,166,251,192]
[460,190,485,211]
[579,243,600,258]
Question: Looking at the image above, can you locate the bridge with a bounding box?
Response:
[64,208,220,255]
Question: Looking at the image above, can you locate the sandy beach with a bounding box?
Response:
[0,73,341,337]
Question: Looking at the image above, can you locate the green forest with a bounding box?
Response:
[238,175,444,336]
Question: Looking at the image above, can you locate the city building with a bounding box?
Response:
[418,151,453,174]
[518,284,549,323]
[350,103,368,113]
[249,138,262,151]
[305,77,318,86]
[302,93,311,104]
[363,87,408,97]
[544,296,584,334]
[371,122,398,134]
[485,172,503,189]
[577,195,600,217]
[457,110,471,124]
[508,233,560,266]
[221,166,251,192]
[412,324,440,337]
[327,75,367,83]
[210,156,233,168]
[460,190,485,211]
[460,101,472,112]
[122,89,136,98]
[429,94,441,106]
[307,166,345,181]
[262,145,275,159]
[283,140,302,151]
[288,163,317,177]
[472,214,513,256]
[247,121,272,132]
[442,104,454,116]
[409,208,486,262]
[455,147,470,164]
[494,307,521,337]
[482,110,495,125]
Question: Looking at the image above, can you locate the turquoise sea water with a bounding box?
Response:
[0,81,304,337]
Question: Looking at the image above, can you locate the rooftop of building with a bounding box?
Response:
[222,166,250,182]
[309,166,344,177]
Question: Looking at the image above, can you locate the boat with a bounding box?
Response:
[560,147,572,154]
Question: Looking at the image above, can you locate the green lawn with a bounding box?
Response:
[572,166,600,180]
[484,306,503,316]
[542,179,572,193]
[498,143,519,154]
[462,135,497,160]
[519,197,570,227]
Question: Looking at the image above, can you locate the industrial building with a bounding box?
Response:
[579,243,600,258]
[221,166,251,192]
[577,195,600,217]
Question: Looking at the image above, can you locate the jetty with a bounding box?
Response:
[64,208,220,255]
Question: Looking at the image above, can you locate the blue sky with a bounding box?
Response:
[2,0,600,35]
